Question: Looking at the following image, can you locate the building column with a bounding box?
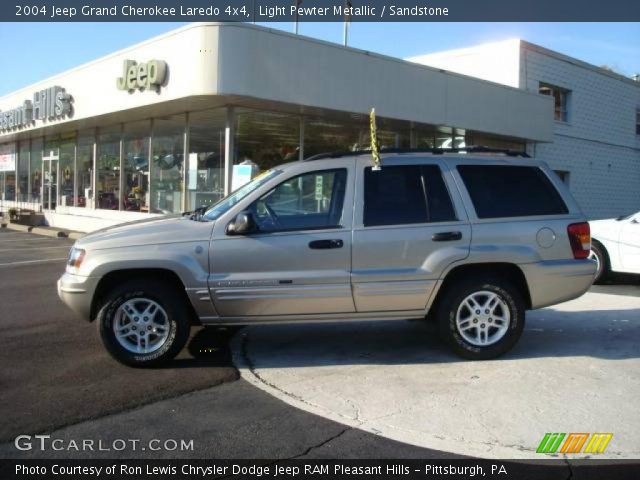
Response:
[224,106,235,196]
[409,123,417,148]
[148,119,154,213]
[299,116,305,160]
[91,130,97,210]
[182,113,190,212]
[118,124,124,211]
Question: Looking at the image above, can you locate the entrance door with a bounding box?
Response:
[209,164,355,318]
[43,152,59,210]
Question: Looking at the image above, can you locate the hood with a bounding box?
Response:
[76,215,214,251]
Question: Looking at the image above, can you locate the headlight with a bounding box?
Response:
[66,247,86,274]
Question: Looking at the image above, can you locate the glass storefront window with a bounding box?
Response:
[187,109,225,211]
[151,115,184,214]
[50,134,76,208]
[303,115,368,158]
[0,143,16,201]
[467,132,525,152]
[235,109,300,170]
[30,138,42,203]
[17,142,29,202]
[123,121,150,212]
[76,131,94,208]
[96,126,121,210]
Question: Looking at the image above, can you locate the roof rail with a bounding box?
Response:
[304,145,530,161]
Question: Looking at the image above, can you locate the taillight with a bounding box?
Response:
[567,222,591,259]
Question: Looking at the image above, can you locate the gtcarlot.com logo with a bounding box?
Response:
[14,435,194,452]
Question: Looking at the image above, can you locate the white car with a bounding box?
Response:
[590,211,640,283]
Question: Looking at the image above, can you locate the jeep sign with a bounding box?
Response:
[116,59,167,92]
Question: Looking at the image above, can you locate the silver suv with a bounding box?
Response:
[58,151,596,366]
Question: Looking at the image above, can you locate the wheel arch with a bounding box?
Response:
[90,268,200,325]
[429,262,532,314]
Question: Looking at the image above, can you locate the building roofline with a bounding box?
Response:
[0,22,545,103]
[520,40,640,88]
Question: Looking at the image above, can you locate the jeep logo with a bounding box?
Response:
[116,59,167,92]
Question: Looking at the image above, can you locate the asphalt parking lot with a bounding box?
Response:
[0,228,455,462]
[0,227,638,471]
[0,228,239,440]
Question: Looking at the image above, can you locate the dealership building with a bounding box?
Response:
[410,39,640,219]
[0,23,635,232]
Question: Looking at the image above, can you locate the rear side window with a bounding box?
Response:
[364,165,456,226]
[457,165,568,219]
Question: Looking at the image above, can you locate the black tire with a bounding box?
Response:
[436,276,526,360]
[97,279,191,367]
[590,242,610,285]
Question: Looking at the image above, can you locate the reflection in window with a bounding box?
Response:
[187,109,225,211]
[56,134,76,208]
[18,141,29,202]
[30,138,42,203]
[235,109,300,170]
[151,115,184,214]
[467,132,526,152]
[123,121,150,212]
[76,132,94,208]
[97,126,121,210]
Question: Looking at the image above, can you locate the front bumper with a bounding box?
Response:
[57,272,100,321]
[521,259,596,309]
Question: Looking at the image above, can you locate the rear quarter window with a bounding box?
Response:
[457,165,568,219]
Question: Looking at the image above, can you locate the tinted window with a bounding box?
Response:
[249,169,347,232]
[457,165,568,219]
[364,165,456,227]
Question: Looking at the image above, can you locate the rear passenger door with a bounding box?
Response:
[351,158,471,313]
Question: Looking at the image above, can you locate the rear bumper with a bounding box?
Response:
[57,273,100,321]
[521,259,596,309]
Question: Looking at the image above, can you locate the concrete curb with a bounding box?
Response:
[2,222,83,240]
[2,223,32,233]
[30,226,68,238]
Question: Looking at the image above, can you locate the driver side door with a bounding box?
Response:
[209,164,355,318]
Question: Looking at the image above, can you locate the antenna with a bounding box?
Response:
[369,108,382,171]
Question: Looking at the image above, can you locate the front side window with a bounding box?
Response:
[363,165,456,227]
[249,169,347,232]
[204,169,281,221]
[457,165,569,219]
[539,82,571,122]
[636,108,640,135]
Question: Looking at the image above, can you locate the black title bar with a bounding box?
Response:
[2,459,640,480]
[4,0,640,22]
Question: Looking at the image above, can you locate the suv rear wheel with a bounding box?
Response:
[437,276,525,360]
[96,279,191,367]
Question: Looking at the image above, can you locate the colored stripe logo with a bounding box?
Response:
[537,433,613,454]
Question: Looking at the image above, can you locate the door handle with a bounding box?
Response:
[432,231,463,242]
[308,239,344,249]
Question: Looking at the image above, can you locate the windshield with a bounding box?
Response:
[203,169,282,221]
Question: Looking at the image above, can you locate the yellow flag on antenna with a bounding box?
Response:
[369,108,381,171]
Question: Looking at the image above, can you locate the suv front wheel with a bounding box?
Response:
[437,276,525,360]
[96,279,191,367]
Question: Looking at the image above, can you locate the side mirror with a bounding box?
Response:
[227,211,256,235]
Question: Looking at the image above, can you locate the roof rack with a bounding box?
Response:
[304,145,530,161]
